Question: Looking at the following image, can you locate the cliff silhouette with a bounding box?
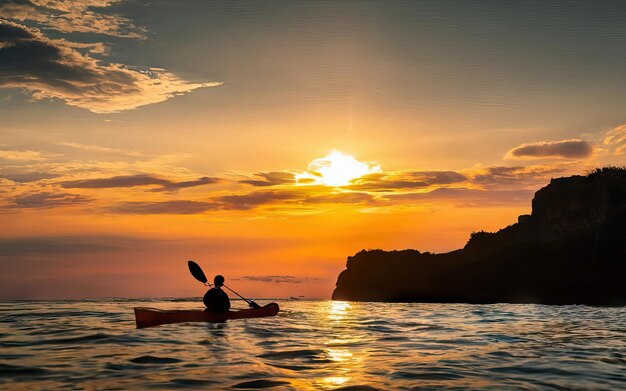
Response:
[333,167,626,305]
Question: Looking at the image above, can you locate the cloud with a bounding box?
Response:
[59,174,219,191]
[217,190,299,210]
[346,171,466,191]
[303,192,374,204]
[0,21,221,113]
[11,191,91,208]
[109,200,220,214]
[240,171,296,187]
[0,170,60,182]
[505,139,593,160]
[0,150,48,161]
[467,165,567,189]
[386,187,534,207]
[158,177,220,192]
[104,189,376,214]
[60,174,170,188]
[603,124,626,155]
[0,0,146,38]
[57,142,141,157]
[235,275,319,284]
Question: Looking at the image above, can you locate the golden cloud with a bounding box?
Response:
[603,124,626,155]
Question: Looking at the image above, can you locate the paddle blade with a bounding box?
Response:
[188,260,208,284]
[249,301,261,309]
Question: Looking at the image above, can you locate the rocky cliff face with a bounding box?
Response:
[332,168,626,305]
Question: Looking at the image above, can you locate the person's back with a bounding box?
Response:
[203,275,230,312]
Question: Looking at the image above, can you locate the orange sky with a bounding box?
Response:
[1,1,626,299]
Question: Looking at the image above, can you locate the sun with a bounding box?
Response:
[297,151,381,187]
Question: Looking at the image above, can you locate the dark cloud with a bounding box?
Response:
[60,174,170,188]
[109,200,220,214]
[240,171,295,187]
[0,171,60,183]
[59,174,219,191]
[0,21,219,113]
[159,177,220,192]
[505,140,593,159]
[235,275,319,284]
[11,192,91,208]
[217,191,299,210]
[346,171,467,191]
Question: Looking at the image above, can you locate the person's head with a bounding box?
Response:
[214,275,225,287]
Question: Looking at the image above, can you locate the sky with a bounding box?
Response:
[1,0,625,299]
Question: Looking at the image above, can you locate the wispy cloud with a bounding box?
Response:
[11,192,91,209]
[0,150,49,161]
[0,0,146,38]
[346,171,466,191]
[59,174,219,191]
[240,171,296,187]
[57,142,141,157]
[0,20,220,113]
[504,139,593,160]
[0,170,60,183]
[603,124,626,155]
[466,165,567,189]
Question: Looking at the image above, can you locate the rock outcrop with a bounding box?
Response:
[332,167,626,305]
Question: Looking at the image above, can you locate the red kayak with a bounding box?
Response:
[134,303,280,328]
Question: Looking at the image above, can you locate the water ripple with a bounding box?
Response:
[0,299,624,390]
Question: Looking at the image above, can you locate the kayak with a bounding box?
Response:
[134,303,280,328]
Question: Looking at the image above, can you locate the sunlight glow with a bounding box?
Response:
[297,151,381,187]
[328,301,352,321]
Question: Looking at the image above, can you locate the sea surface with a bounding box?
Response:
[1,299,624,390]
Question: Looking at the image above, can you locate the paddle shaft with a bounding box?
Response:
[223,284,260,308]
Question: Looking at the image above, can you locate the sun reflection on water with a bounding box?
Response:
[327,301,351,321]
[321,376,351,387]
[315,301,368,389]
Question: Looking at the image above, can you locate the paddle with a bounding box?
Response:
[188,260,210,286]
[187,260,261,309]
[223,285,261,309]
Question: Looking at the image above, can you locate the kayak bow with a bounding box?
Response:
[134,303,280,328]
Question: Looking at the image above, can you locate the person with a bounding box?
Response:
[203,275,231,312]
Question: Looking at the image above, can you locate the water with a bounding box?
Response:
[1,299,624,390]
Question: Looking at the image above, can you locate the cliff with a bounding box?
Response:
[332,167,626,305]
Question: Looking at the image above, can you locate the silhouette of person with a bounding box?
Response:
[203,275,231,312]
